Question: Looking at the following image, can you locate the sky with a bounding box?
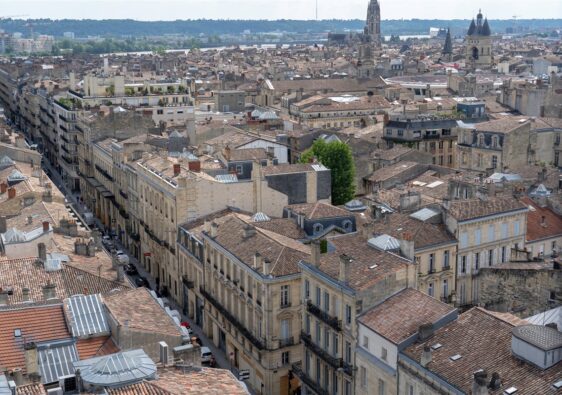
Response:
[2,0,561,20]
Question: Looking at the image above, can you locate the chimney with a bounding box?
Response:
[223,146,231,161]
[24,343,38,376]
[472,370,489,395]
[8,379,16,395]
[310,240,321,267]
[37,243,47,262]
[243,224,256,238]
[0,289,8,305]
[383,113,390,125]
[117,262,125,282]
[173,163,181,176]
[420,345,432,367]
[12,368,23,386]
[42,221,50,232]
[253,252,262,269]
[418,323,434,341]
[42,282,56,300]
[338,254,352,283]
[22,287,30,302]
[263,258,272,275]
[27,215,33,225]
[488,372,501,391]
[0,182,7,194]
[7,187,16,199]
[210,222,218,238]
[399,232,415,261]
[188,160,201,172]
[0,216,6,233]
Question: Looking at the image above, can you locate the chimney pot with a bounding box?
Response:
[7,187,16,199]
[420,344,432,367]
[210,222,218,238]
[173,163,181,176]
[310,240,321,267]
[339,254,352,283]
[263,258,271,275]
[0,182,7,194]
[42,221,50,232]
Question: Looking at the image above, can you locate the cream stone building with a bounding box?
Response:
[444,196,528,307]
[465,10,492,69]
[295,233,414,395]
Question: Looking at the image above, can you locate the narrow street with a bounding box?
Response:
[39,154,256,394]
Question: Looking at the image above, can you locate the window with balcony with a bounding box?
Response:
[282,351,290,365]
[345,341,351,363]
[332,333,339,357]
[281,285,290,308]
[316,286,321,306]
[316,358,321,384]
[324,327,330,350]
[443,279,449,299]
[489,249,494,266]
[324,291,330,313]
[305,314,310,335]
[305,279,310,299]
[428,254,435,273]
[345,305,351,325]
[443,250,450,269]
[461,256,467,273]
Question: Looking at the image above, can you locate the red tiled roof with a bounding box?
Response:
[0,304,71,373]
[521,197,562,242]
[15,383,46,395]
[76,336,119,360]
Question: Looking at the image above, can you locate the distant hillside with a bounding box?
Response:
[0,18,560,38]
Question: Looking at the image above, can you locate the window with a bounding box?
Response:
[280,319,290,341]
[372,380,384,395]
[460,232,468,248]
[342,220,353,232]
[491,155,498,169]
[360,366,367,388]
[316,286,321,306]
[397,129,403,136]
[363,335,369,349]
[345,305,352,325]
[305,314,310,334]
[514,220,520,236]
[381,347,388,362]
[324,365,329,389]
[345,341,351,363]
[429,254,435,273]
[492,135,499,148]
[443,279,449,299]
[478,134,484,146]
[461,256,467,273]
[475,252,480,270]
[281,351,290,365]
[501,223,508,239]
[501,246,507,263]
[235,165,243,175]
[332,372,338,395]
[316,358,321,384]
[316,321,321,343]
[489,249,494,266]
[305,279,310,299]
[280,285,290,307]
[428,282,434,297]
[488,224,495,242]
[475,228,481,245]
[344,380,351,395]
[448,155,453,164]
[333,333,339,357]
[313,223,324,234]
[305,351,311,374]
[408,384,414,395]
[324,291,330,312]
[443,250,450,269]
[324,327,330,350]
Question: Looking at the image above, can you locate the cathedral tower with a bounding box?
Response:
[366,0,381,49]
[465,9,492,68]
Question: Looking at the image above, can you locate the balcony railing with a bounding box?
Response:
[291,363,330,395]
[200,287,266,350]
[306,300,341,331]
[279,336,295,348]
[301,331,353,376]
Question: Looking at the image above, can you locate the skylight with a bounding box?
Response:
[431,343,442,350]
[449,354,461,361]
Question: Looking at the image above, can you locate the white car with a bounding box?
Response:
[115,251,129,265]
[201,346,213,364]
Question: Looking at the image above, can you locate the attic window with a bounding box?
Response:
[553,380,562,390]
[431,343,442,350]
[449,354,462,361]
[14,329,21,337]
[504,387,518,395]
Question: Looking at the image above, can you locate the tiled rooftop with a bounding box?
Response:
[76,336,119,360]
[286,202,351,220]
[521,197,562,243]
[446,196,527,222]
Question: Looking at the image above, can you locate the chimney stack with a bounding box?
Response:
[12,367,23,386]
[22,287,30,302]
[339,254,352,283]
[188,160,201,172]
[24,343,38,376]
[420,345,432,367]
[42,282,56,300]
[310,240,321,267]
[471,370,489,395]
[173,163,181,176]
[0,182,7,194]
[0,289,8,305]
[488,372,501,391]
[263,258,271,276]
[38,243,47,262]
[27,215,33,225]
[7,187,16,199]
[253,252,262,269]
[399,232,415,261]
[243,224,256,238]
[117,262,125,282]
[42,221,50,232]
[210,222,218,238]
[418,323,434,341]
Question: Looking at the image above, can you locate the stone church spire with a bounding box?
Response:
[365,0,381,49]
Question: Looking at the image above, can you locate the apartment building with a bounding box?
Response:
[194,212,308,395]
[443,196,528,307]
[355,289,457,395]
[383,117,459,168]
[295,233,414,395]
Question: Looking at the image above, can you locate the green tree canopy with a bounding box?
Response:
[300,139,355,205]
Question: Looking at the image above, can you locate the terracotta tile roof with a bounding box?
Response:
[229,148,268,162]
[15,383,46,395]
[155,367,249,395]
[446,196,527,222]
[372,145,413,161]
[0,304,71,373]
[253,218,306,240]
[365,161,421,182]
[286,202,351,220]
[0,257,128,308]
[402,307,562,395]
[76,336,119,360]
[103,288,182,337]
[211,214,309,277]
[261,163,321,175]
[372,212,456,250]
[358,288,456,344]
[521,197,562,242]
[107,381,171,395]
[314,233,410,291]
[472,117,530,133]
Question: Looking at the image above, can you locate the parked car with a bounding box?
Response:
[115,252,129,265]
[201,347,213,364]
[135,277,149,288]
[125,264,138,275]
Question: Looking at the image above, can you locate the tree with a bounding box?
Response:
[300,139,355,205]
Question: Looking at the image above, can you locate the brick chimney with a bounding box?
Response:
[399,231,415,261]
[188,160,201,172]
[38,243,47,262]
[0,182,7,194]
[173,163,181,176]
[42,221,50,232]
[7,187,16,199]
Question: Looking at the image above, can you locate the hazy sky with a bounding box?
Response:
[3,0,562,20]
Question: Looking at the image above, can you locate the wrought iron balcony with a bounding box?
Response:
[306,300,341,331]
[200,287,266,350]
[291,362,330,395]
[300,331,353,376]
[279,336,295,348]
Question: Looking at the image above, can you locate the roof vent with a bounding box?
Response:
[449,354,462,361]
[431,343,442,350]
[504,387,518,395]
[553,380,562,390]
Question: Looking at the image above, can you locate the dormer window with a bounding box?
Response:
[491,135,499,148]
[342,220,353,232]
[313,223,324,235]
[477,133,485,147]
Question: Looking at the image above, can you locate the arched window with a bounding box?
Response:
[492,135,499,148]
[478,134,485,147]
[342,220,353,232]
[313,223,324,235]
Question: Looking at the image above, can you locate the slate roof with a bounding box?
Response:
[358,288,456,344]
[446,197,528,222]
[0,304,71,373]
[402,308,562,395]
